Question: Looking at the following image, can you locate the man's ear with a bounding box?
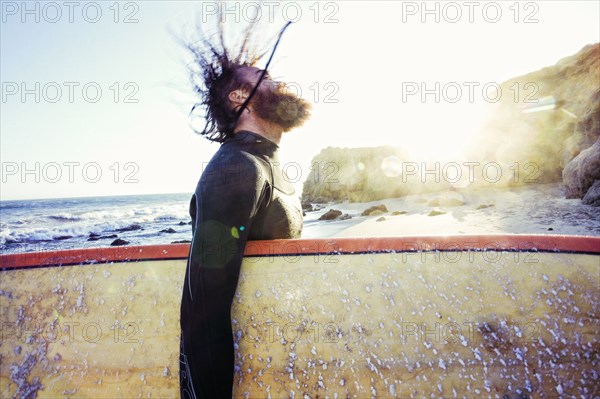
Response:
[229,89,248,106]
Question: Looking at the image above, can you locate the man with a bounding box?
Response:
[179,28,312,398]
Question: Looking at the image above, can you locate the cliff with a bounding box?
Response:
[475,43,599,195]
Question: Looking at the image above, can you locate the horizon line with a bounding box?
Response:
[0,191,194,203]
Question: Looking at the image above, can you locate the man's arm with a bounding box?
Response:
[180,151,270,398]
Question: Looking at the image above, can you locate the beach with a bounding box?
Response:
[2,183,598,256]
[303,183,600,238]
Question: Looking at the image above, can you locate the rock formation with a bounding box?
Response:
[302,146,410,203]
[476,43,599,202]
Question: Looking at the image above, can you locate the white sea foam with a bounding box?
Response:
[1,193,193,252]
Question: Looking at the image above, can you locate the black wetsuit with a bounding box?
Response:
[179,131,303,398]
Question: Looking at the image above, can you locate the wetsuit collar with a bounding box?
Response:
[231,130,280,148]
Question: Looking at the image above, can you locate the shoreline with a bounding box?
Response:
[2,183,598,255]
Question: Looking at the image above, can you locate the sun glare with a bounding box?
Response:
[393,101,489,162]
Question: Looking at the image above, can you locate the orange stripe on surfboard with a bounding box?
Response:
[1,235,599,269]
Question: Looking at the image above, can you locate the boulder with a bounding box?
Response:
[563,139,600,198]
[110,238,129,246]
[115,224,143,232]
[428,210,446,217]
[319,209,342,221]
[563,88,600,166]
[582,180,600,206]
[87,234,117,242]
[362,205,388,216]
[53,235,73,240]
[301,200,314,211]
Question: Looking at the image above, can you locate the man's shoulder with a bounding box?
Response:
[210,144,268,172]
[201,145,270,185]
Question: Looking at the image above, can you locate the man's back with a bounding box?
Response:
[179,131,302,398]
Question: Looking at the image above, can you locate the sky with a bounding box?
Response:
[1,0,599,201]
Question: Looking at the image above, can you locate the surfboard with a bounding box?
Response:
[1,235,599,398]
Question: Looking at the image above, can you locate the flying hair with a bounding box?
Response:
[176,4,293,143]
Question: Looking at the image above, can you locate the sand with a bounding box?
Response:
[302,183,600,238]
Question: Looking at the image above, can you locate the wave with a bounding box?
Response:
[0,202,28,210]
[0,194,193,251]
[155,215,178,221]
[1,225,93,245]
[0,227,11,246]
[43,206,188,224]
[48,213,82,221]
[1,216,191,247]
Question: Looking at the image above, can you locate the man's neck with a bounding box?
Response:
[233,116,282,145]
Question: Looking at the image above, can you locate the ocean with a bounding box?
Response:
[0,193,194,255]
